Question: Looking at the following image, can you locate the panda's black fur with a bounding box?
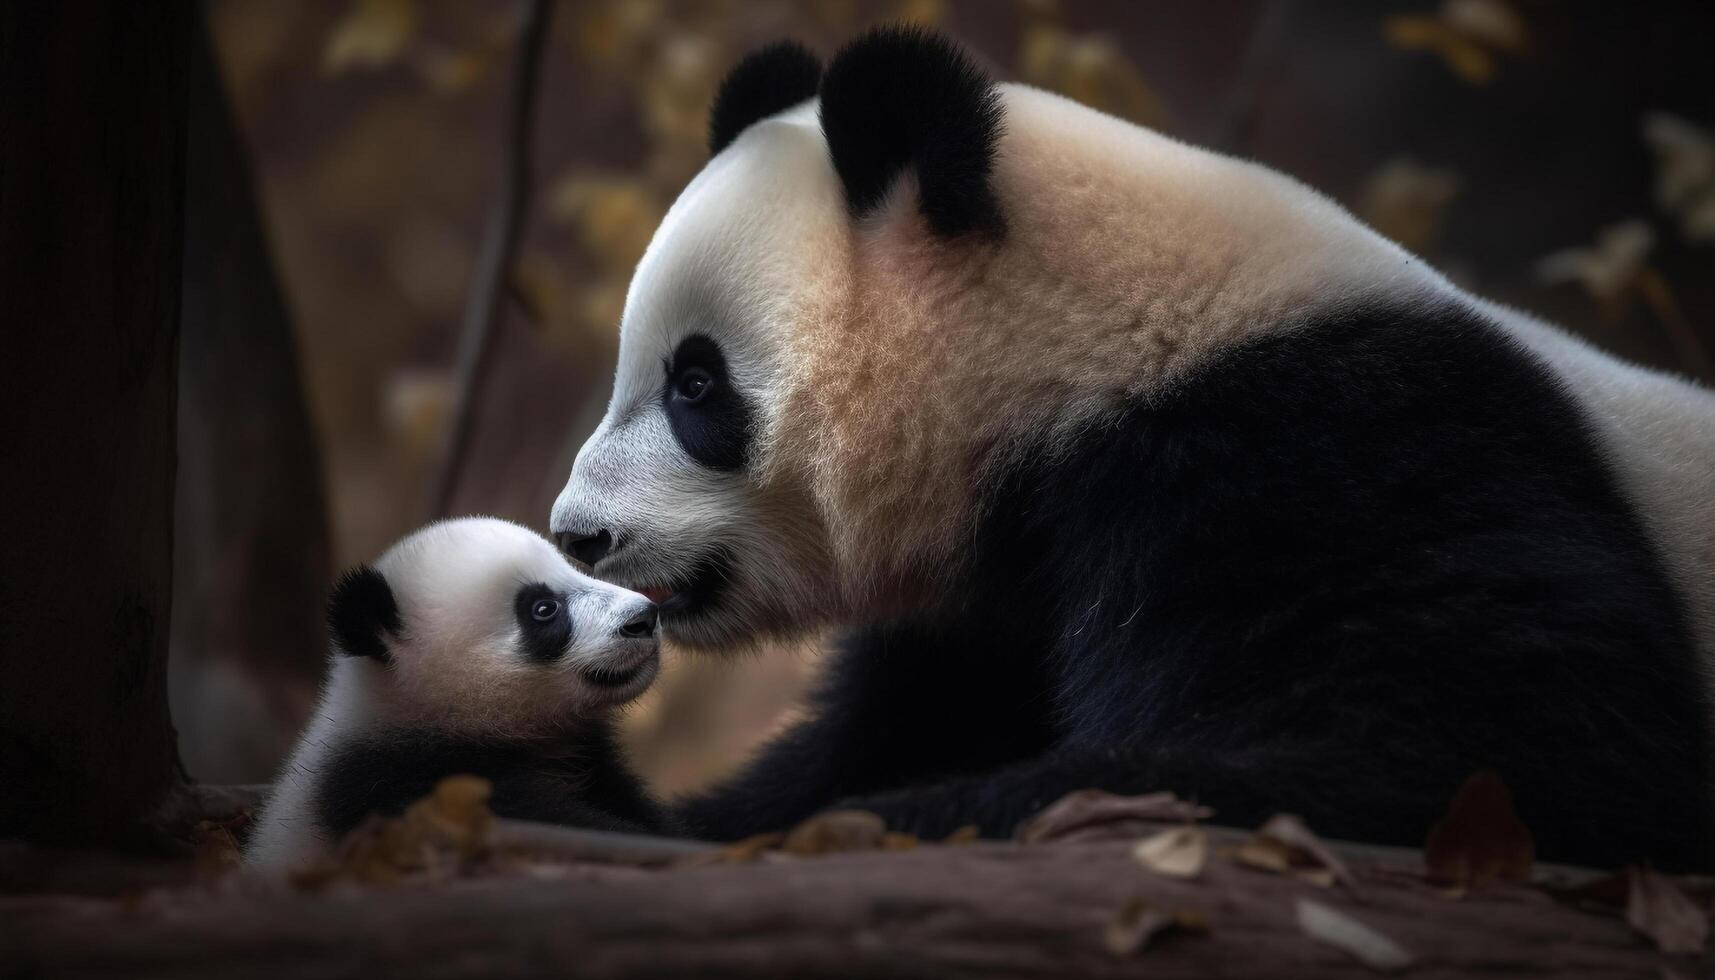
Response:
[674,34,1715,870]
[314,724,667,839]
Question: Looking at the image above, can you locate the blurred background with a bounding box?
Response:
[176,0,1715,795]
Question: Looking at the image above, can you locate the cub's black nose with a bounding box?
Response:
[558,529,613,567]
[618,605,656,639]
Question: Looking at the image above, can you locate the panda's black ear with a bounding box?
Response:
[819,26,1005,238]
[327,564,400,662]
[709,40,823,156]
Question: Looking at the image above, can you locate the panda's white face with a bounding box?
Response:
[553,60,1442,651]
[551,104,848,651]
[365,518,660,734]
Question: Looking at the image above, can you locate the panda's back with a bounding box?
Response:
[1484,299,1715,679]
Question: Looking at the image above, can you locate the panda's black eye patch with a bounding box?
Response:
[663,334,753,471]
[515,583,572,662]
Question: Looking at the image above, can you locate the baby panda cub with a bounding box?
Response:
[247,517,666,867]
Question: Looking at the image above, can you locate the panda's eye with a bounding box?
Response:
[530,598,561,622]
[674,368,713,404]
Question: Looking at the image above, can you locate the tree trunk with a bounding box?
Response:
[169,4,331,784]
[0,1,191,844]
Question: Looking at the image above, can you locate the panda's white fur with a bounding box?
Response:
[246,518,658,868]
[554,84,1715,674]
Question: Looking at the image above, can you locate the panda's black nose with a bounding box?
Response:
[558,529,613,567]
[617,605,656,639]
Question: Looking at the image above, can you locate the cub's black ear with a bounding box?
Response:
[819,26,1005,238]
[709,40,823,156]
[327,565,400,662]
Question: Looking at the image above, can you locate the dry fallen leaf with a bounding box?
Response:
[1626,866,1709,956]
[1103,896,1208,957]
[191,820,242,877]
[683,832,785,867]
[1296,898,1414,973]
[1423,771,1534,887]
[1229,814,1357,892]
[288,775,494,889]
[1017,789,1213,845]
[943,824,981,846]
[1132,826,1208,879]
[782,810,888,856]
[881,832,920,852]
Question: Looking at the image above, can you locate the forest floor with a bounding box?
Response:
[1,783,1709,979]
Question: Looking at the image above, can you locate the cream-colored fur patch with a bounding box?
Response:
[771,84,1445,597]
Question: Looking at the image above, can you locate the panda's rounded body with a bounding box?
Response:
[552,30,1715,868]
[247,518,665,868]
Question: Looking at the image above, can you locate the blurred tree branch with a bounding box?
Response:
[427,0,553,518]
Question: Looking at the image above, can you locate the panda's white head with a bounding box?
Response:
[328,518,660,735]
[551,28,1437,650]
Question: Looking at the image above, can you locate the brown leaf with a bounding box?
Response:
[1423,771,1535,887]
[881,832,920,852]
[1296,898,1414,972]
[1103,897,1208,957]
[1230,814,1357,892]
[1017,789,1212,845]
[782,810,887,856]
[942,824,981,846]
[684,832,784,867]
[191,820,242,877]
[1627,867,1709,955]
[1132,826,1208,879]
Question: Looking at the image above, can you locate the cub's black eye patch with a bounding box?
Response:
[515,583,573,662]
[663,334,754,471]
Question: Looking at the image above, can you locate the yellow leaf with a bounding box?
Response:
[1358,158,1460,252]
[548,173,664,270]
[323,0,418,75]
[1384,15,1496,85]
[1131,826,1208,879]
[1018,27,1167,129]
[782,809,888,855]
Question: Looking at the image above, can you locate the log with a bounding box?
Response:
[1,829,1705,978]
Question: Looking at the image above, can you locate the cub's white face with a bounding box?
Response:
[551,104,847,651]
[369,518,660,734]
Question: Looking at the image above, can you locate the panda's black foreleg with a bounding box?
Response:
[675,616,1060,841]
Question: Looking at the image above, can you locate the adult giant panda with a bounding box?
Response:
[551,27,1715,869]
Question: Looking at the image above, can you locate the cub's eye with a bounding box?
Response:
[674,368,713,404]
[530,598,561,622]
